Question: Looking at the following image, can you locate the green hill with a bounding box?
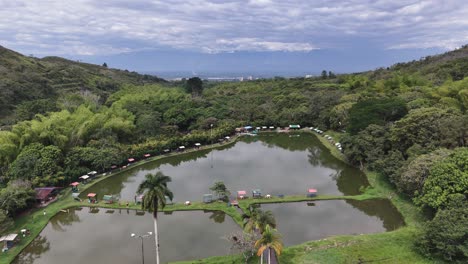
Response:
[0,45,165,124]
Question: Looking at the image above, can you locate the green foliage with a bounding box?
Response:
[347,98,407,135]
[0,209,13,235]
[416,206,468,262]
[415,148,468,211]
[396,149,452,197]
[8,143,64,186]
[185,77,204,97]
[209,181,230,202]
[391,107,466,154]
[0,180,35,216]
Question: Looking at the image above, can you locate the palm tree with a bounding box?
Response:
[243,208,276,234]
[137,172,174,264]
[255,225,283,264]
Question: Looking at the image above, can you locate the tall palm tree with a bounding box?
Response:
[255,225,283,264]
[243,207,276,234]
[137,172,173,264]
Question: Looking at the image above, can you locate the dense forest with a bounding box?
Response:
[0,45,467,262]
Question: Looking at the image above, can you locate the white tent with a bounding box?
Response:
[195,143,201,146]
[79,175,90,180]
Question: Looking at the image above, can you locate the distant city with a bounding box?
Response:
[143,71,319,81]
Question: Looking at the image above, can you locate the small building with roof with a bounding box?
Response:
[307,188,317,197]
[35,187,61,204]
[237,190,247,199]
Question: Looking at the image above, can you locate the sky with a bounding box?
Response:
[1,0,468,76]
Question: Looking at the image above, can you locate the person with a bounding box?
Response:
[126,202,129,208]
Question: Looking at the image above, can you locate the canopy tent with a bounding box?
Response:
[87,193,97,198]
[79,175,90,180]
[269,126,275,129]
[103,195,116,204]
[143,154,151,158]
[225,136,230,140]
[163,149,170,153]
[203,194,213,203]
[244,126,253,130]
[252,189,262,198]
[135,194,144,204]
[195,143,201,146]
[289,124,301,129]
[87,193,97,203]
[262,126,267,129]
[128,158,135,162]
[87,171,97,176]
[179,146,185,149]
[237,190,247,199]
[307,189,317,197]
[111,165,117,169]
[70,182,80,187]
[256,127,261,130]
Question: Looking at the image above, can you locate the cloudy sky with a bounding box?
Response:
[1,0,468,75]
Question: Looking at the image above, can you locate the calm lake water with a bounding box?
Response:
[14,208,239,264]
[83,133,368,202]
[260,199,405,246]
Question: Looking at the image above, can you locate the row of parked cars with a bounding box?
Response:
[310,127,343,152]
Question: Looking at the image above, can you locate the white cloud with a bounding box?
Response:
[0,0,467,55]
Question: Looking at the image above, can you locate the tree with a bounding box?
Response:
[328,71,336,79]
[0,209,13,235]
[348,98,407,135]
[185,77,204,97]
[255,225,283,264]
[227,231,258,263]
[0,180,36,216]
[137,172,174,264]
[396,149,452,197]
[102,62,108,68]
[416,206,468,262]
[243,207,276,234]
[415,148,468,211]
[321,70,327,79]
[209,181,230,202]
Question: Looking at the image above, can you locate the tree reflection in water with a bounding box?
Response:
[50,209,81,232]
[13,235,50,264]
[208,211,226,223]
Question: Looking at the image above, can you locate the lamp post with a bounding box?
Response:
[210,124,213,143]
[131,232,153,264]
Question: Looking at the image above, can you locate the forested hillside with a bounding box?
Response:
[0,45,165,125]
[0,45,467,262]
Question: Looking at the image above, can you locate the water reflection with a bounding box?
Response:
[83,133,368,202]
[260,199,405,246]
[14,208,239,264]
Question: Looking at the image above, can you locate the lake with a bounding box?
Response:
[14,208,239,264]
[83,133,368,202]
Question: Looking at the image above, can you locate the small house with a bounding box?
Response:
[307,189,317,197]
[0,234,18,251]
[203,194,213,203]
[35,187,61,204]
